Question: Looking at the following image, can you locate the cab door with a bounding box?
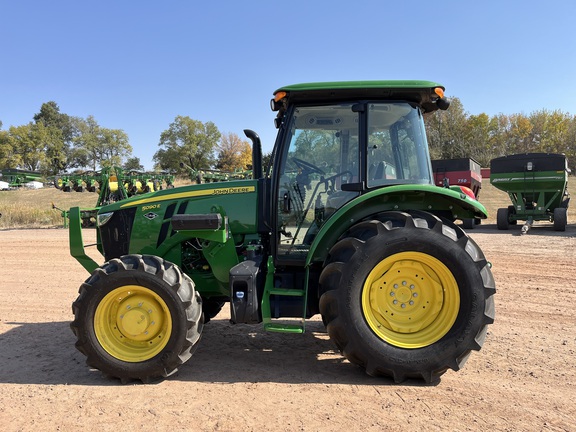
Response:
[272,103,361,265]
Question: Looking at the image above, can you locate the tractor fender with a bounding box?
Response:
[306,184,487,266]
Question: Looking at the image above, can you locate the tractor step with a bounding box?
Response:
[261,257,307,333]
[263,322,305,334]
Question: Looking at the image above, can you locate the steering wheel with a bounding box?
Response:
[292,157,325,175]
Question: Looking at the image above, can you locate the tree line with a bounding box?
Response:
[0,102,253,176]
[1,98,575,176]
[426,97,576,171]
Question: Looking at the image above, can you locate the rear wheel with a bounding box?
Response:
[70,255,203,383]
[496,207,510,230]
[553,207,567,231]
[319,211,495,383]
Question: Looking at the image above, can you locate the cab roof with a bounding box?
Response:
[273,80,446,112]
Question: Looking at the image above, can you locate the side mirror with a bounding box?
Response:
[437,98,450,110]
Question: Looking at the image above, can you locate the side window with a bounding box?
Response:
[367,103,431,187]
[367,128,395,183]
[276,105,359,260]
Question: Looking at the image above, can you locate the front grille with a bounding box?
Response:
[100,207,137,261]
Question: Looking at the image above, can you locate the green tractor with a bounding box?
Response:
[69,81,495,384]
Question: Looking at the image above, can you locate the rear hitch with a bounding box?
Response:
[521,217,533,235]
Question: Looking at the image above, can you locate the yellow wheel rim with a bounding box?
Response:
[95,286,172,362]
[361,251,460,349]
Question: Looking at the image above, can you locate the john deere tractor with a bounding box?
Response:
[69,81,495,384]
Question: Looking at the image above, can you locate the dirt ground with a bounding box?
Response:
[1,224,575,432]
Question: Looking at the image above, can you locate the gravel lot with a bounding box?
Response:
[1,224,575,431]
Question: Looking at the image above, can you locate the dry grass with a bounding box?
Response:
[0,177,193,229]
[0,176,573,229]
[0,186,97,229]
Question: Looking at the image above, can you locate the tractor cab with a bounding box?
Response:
[273,96,432,261]
[267,81,446,265]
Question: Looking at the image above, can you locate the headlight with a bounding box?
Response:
[97,212,114,227]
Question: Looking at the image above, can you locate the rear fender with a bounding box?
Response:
[306,184,487,265]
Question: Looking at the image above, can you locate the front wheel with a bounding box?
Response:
[70,255,204,383]
[318,211,495,383]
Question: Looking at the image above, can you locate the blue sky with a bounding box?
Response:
[1,1,575,170]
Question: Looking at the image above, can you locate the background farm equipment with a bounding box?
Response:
[431,158,483,229]
[490,153,570,233]
[181,163,252,184]
[53,167,175,226]
[0,169,44,188]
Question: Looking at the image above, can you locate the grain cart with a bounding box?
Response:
[68,81,495,384]
[1,168,43,188]
[431,158,483,229]
[490,153,570,233]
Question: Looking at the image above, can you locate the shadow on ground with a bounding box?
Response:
[0,319,429,387]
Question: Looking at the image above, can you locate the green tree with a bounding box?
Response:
[529,109,571,154]
[98,128,131,168]
[0,127,21,169]
[74,116,132,170]
[33,101,78,174]
[153,116,220,174]
[123,156,145,171]
[507,114,532,154]
[73,116,100,170]
[426,97,469,160]
[464,113,500,166]
[8,122,50,171]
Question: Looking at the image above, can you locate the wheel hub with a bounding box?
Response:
[121,309,149,336]
[372,260,444,333]
[361,251,459,349]
[115,294,163,341]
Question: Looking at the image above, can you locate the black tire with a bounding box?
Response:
[318,211,495,383]
[507,206,517,225]
[496,207,510,230]
[70,255,204,383]
[553,207,567,231]
[462,218,474,230]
